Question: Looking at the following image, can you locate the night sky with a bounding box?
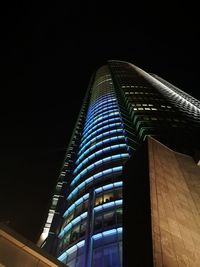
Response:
[0,2,199,243]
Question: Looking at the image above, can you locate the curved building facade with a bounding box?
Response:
[56,65,130,267]
[39,61,200,267]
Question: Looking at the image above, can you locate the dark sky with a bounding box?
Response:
[0,1,199,243]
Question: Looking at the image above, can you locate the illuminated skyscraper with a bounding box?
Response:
[39,61,200,267]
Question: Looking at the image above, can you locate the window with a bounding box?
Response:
[103,191,114,203]
[116,208,122,224]
[63,233,70,247]
[104,244,120,267]
[63,212,74,228]
[82,200,88,211]
[70,224,80,243]
[95,187,122,207]
[95,214,103,230]
[91,237,122,267]
[114,188,122,199]
[79,221,86,238]
[103,211,115,227]
[75,204,82,216]
[93,247,103,267]
[151,117,158,121]
[95,194,103,206]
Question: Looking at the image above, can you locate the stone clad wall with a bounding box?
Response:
[0,224,66,267]
[149,137,200,267]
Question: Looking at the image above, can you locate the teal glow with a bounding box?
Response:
[75,144,128,173]
[87,101,118,118]
[83,112,120,135]
[88,97,117,110]
[86,103,119,121]
[84,108,119,130]
[94,181,123,194]
[71,153,129,186]
[76,136,126,165]
[94,199,122,212]
[59,212,87,238]
[63,193,89,218]
[92,227,122,240]
[67,166,123,201]
[57,240,85,261]
[81,117,122,141]
[77,129,124,158]
[80,123,123,148]
[87,96,117,110]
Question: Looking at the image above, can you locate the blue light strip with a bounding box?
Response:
[88,98,117,112]
[77,129,124,158]
[67,166,123,201]
[84,108,119,130]
[86,103,119,122]
[90,92,114,102]
[94,181,123,194]
[75,144,128,174]
[87,94,116,111]
[83,112,120,135]
[57,240,85,261]
[79,123,123,149]
[94,199,122,212]
[92,227,122,241]
[71,154,129,186]
[87,101,118,118]
[88,93,116,106]
[63,193,89,218]
[76,137,126,165]
[81,117,122,141]
[59,212,88,238]
[88,100,118,115]
[86,104,119,121]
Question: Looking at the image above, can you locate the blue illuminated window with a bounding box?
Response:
[76,137,126,165]
[71,154,129,186]
[84,109,119,130]
[88,98,117,112]
[63,193,89,218]
[86,103,119,121]
[94,200,122,212]
[92,227,122,241]
[67,166,123,201]
[89,96,115,109]
[87,103,118,118]
[81,118,122,141]
[59,212,87,238]
[80,123,123,149]
[76,144,128,169]
[95,181,123,194]
[88,100,117,115]
[77,129,124,159]
[57,240,85,263]
[83,112,120,135]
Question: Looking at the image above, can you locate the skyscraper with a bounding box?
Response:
[38,60,200,267]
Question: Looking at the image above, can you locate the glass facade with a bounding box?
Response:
[40,60,200,267]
